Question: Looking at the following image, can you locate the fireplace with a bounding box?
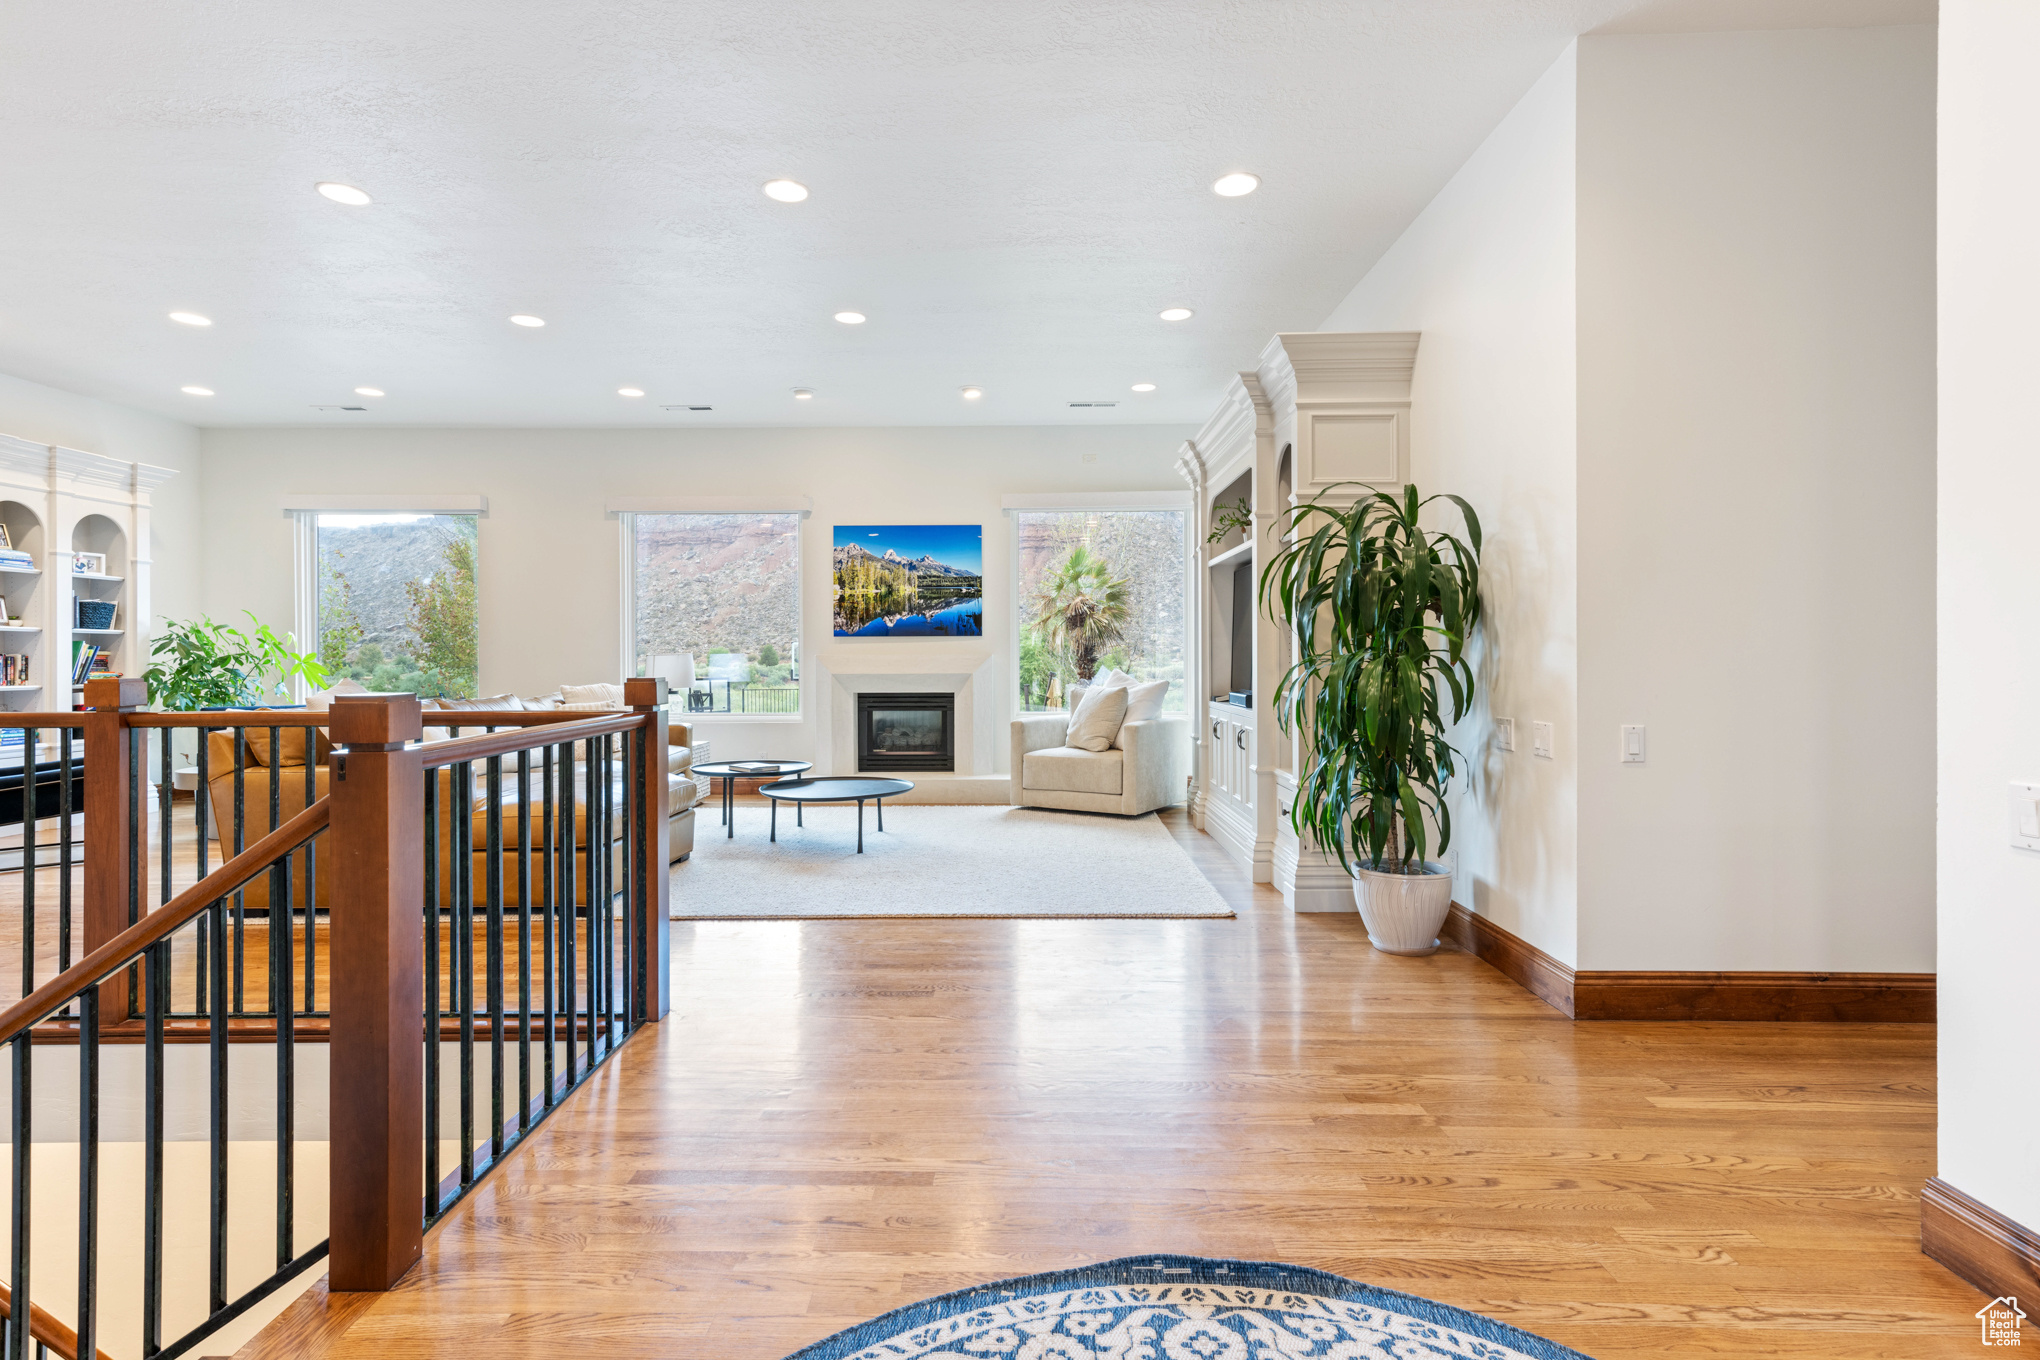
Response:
[857,692,955,772]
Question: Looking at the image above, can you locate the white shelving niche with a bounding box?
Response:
[0,434,174,717]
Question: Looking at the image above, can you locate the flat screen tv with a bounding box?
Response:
[1229,559,1253,697]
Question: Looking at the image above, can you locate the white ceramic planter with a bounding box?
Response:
[1352,861,1454,955]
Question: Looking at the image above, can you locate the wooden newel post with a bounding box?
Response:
[625,677,672,1021]
[82,676,149,959]
[327,692,426,1292]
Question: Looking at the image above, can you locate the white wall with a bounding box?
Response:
[1320,49,1582,966]
[1575,26,1936,971]
[1936,0,2040,1232]
[0,370,203,628]
[198,425,1190,769]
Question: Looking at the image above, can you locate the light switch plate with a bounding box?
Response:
[2013,782,2040,852]
[1532,721,1554,759]
[1495,717,1515,752]
[1621,724,1646,764]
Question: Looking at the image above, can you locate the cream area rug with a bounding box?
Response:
[672,804,1233,919]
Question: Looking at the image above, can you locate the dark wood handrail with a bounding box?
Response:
[0,797,331,1048]
[0,1279,113,1360]
[416,711,651,769]
[0,713,91,727]
[126,706,678,730]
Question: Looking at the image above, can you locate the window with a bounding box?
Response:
[1015,508,1186,712]
[628,512,800,715]
[314,512,479,699]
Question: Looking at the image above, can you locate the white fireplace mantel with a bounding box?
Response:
[811,642,1004,802]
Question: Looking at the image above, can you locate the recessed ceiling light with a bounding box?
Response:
[169,311,212,327]
[1212,172,1260,197]
[509,314,546,327]
[354,387,384,397]
[959,386,984,400]
[180,386,213,396]
[1131,383,1157,392]
[763,180,809,203]
[618,387,645,398]
[792,389,814,400]
[834,311,866,325]
[316,182,373,206]
[1158,308,1193,322]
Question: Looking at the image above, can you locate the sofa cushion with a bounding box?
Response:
[560,682,626,708]
[1023,745,1124,796]
[1066,684,1128,752]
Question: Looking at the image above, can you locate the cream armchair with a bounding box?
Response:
[1009,712,1189,816]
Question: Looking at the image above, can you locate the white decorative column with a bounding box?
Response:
[1257,332,1421,911]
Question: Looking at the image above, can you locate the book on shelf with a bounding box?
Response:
[0,653,28,686]
[70,641,104,685]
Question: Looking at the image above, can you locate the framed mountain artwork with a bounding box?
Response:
[833,524,984,637]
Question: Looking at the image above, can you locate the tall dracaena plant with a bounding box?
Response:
[1262,484,1482,875]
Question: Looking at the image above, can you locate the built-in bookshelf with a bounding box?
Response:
[0,434,174,714]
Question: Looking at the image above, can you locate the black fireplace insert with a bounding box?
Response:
[857,692,954,773]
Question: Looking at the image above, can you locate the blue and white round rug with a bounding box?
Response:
[785,1254,1593,1360]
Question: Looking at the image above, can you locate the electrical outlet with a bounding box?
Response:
[1495,717,1515,752]
[1621,724,1646,764]
[1532,721,1554,759]
[2013,782,2040,852]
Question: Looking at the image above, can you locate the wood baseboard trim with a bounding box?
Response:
[1573,969,1936,1021]
[1441,903,1934,1021]
[1922,1176,2040,1300]
[1441,903,1575,1016]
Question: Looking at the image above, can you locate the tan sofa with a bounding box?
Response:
[1009,711,1189,816]
[205,692,698,909]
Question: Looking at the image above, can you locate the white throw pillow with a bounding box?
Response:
[1097,668,1136,689]
[1111,679,1171,747]
[1066,683,1129,753]
[560,682,626,708]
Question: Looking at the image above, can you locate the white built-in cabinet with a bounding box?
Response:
[0,434,174,716]
[1176,333,1418,907]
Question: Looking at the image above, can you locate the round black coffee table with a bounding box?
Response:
[757,776,914,853]
[694,761,814,839]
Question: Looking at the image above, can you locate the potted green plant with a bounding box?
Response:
[1262,484,1482,954]
[144,613,330,711]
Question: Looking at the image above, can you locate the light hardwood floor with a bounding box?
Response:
[230,807,1974,1358]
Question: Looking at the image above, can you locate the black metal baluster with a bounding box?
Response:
[541,744,555,1104]
[486,753,505,1164]
[22,726,35,1000]
[75,986,98,1360]
[455,759,474,1187]
[516,747,532,1131]
[193,728,210,1016]
[9,1028,30,1360]
[305,753,318,1014]
[561,738,577,1084]
[58,727,74,976]
[208,898,227,1316]
[159,726,173,910]
[423,768,440,1215]
[273,852,294,1268]
[232,729,246,1015]
[142,940,166,1357]
[126,726,141,1020]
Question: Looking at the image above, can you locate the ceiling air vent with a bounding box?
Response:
[1068,401,1118,408]
[661,404,713,412]
[311,405,368,412]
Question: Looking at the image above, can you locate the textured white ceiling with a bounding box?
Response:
[0,0,1931,429]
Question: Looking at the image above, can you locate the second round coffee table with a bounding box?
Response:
[757,776,914,853]
[693,760,814,839]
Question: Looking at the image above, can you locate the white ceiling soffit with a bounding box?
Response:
[1593,0,1935,33]
[0,0,1926,430]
